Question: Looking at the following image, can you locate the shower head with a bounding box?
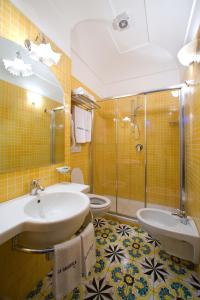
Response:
[135,105,143,111]
[131,104,143,116]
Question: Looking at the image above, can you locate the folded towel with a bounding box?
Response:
[81,223,96,276]
[53,236,82,300]
[70,113,76,148]
[85,110,92,143]
[73,106,87,143]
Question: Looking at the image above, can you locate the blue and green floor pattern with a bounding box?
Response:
[26,217,200,300]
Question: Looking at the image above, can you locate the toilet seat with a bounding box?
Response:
[88,194,111,210]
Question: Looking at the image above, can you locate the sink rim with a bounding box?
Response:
[24,191,90,225]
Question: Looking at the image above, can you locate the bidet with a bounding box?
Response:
[137,208,200,263]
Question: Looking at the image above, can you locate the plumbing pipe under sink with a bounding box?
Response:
[137,208,200,264]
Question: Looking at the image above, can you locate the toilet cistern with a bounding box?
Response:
[71,168,111,217]
[30,179,45,195]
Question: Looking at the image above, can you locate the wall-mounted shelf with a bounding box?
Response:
[72,94,101,110]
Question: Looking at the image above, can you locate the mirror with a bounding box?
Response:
[0,38,65,173]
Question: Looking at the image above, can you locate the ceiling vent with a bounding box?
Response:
[112,12,133,31]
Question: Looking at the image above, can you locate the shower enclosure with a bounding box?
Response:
[92,89,182,218]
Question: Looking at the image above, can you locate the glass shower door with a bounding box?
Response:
[92,100,117,212]
[146,90,180,210]
[116,95,146,217]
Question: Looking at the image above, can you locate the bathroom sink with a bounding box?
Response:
[18,191,90,248]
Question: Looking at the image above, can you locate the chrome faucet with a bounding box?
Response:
[30,179,45,195]
[171,209,188,225]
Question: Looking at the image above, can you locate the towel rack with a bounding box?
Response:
[72,94,101,110]
[12,211,93,255]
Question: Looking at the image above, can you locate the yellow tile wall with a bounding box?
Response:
[184,29,200,272]
[0,0,71,299]
[185,61,200,233]
[146,91,180,207]
[93,99,117,197]
[117,96,145,202]
[71,76,101,185]
[93,91,180,209]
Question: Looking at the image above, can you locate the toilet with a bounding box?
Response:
[71,168,111,217]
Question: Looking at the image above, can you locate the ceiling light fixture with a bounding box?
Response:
[25,34,61,67]
[3,51,33,77]
[177,38,200,66]
[112,12,133,31]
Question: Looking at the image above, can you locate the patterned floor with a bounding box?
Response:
[27,217,200,300]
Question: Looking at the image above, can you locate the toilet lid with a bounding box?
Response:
[71,168,84,184]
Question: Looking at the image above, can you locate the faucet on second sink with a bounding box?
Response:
[171,208,188,225]
[30,179,45,195]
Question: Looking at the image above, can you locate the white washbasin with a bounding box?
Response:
[24,192,88,223]
[17,191,90,248]
[0,183,90,247]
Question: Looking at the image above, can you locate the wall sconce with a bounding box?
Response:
[3,51,33,77]
[27,91,42,107]
[122,116,131,122]
[177,39,200,66]
[25,33,61,67]
[171,90,179,98]
[185,79,200,87]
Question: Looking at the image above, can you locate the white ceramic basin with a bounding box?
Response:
[138,208,178,227]
[18,191,90,248]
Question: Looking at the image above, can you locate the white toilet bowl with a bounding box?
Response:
[137,208,200,264]
[71,168,111,217]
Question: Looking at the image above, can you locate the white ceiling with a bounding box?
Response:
[11,0,200,98]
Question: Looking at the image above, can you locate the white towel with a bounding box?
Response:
[85,110,92,142]
[74,106,86,143]
[81,223,96,276]
[53,236,82,300]
[70,113,76,148]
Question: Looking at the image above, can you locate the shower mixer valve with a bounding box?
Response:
[136,144,143,152]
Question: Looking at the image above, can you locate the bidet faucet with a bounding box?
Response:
[171,209,188,225]
[30,179,45,195]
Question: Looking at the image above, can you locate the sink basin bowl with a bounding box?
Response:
[18,191,90,248]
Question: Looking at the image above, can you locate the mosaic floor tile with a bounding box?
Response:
[84,277,114,300]
[107,260,154,299]
[154,278,195,300]
[27,217,199,300]
[122,235,154,263]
